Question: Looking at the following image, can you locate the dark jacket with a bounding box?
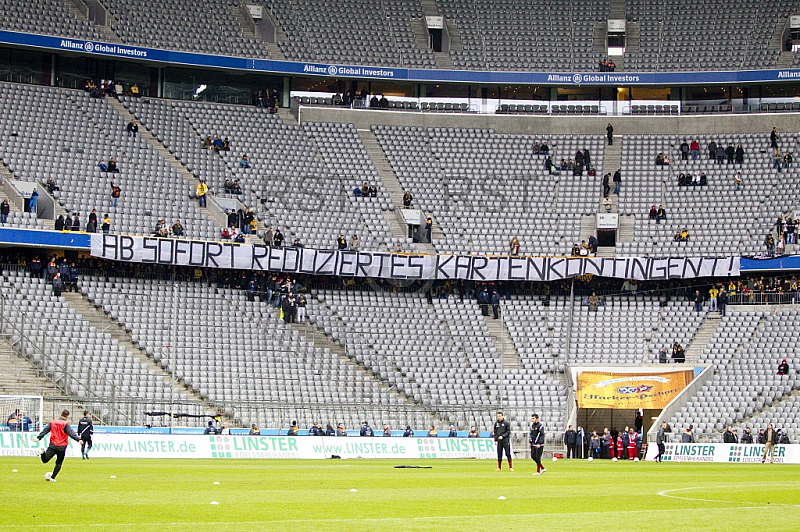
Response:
[529,421,545,446]
[722,430,736,443]
[564,429,576,446]
[493,419,511,442]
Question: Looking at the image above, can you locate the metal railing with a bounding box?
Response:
[728,291,800,305]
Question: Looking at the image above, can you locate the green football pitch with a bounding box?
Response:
[1,457,797,530]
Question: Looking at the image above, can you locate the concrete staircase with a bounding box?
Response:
[277,107,298,126]
[231,4,274,59]
[60,291,219,415]
[618,213,634,243]
[357,129,438,253]
[64,0,123,44]
[592,21,607,54]
[768,17,788,53]
[411,18,430,52]
[625,21,640,54]
[604,136,622,176]
[445,19,462,53]
[420,0,439,16]
[483,314,522,372]
[106,97,239,239]
[434,52,454,69]
[777,51,795,68]
[0,336,66,397]
[736,386,800,432]
[263,9,288,60]
[608,0,626,20]
[683,311,721,364]
[579,213,596,243]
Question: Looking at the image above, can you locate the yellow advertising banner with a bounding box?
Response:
[577,370,695,409]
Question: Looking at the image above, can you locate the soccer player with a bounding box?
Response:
[655,421,668,463]
[35,409,80,482]
[77,410,93,460]
[529,414,546,475]
[493,411,513,471]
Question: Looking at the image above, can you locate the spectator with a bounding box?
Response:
[588,291,599,312]
[588,165,597,177]
[509,236,520,255]
[602,195,611,213]
[126,120,138,138]
[68,262,78,292]
[130,83,140,97]
[349,235,359,250]
[368,185,377,197]
[602,173,610,197]
[425,217,432,243]
[777,359,789,375]
[63,213,72,232]
[718,288,728,316]
[657,205,666,223]
[369,95,379,108]
[715,144,725,165]
[273,228,284,247]
[29,188,38,214]
[723,426,737,443]
[778,430,790,444]
[679,140,689,160]
[733,173,742,191]
[172,220,184,237]
[707,139,717,161]
[222,137,230,151]
[564,425,577,458]
[770,127,779,150]
[689,291,705,314]
[336,423,347,436]
[51,272,62,297]
[54,214,64,231]
[448,425,457,437]
[533,141,541,155]
[690,138,700,160]
[588,235,598,254]
[403,425,414,437]
[360,421,374,437]
[379,95,389,108]
[240,155,250,168]
[110,181,121,208]
[600,58,608,71]
[649,205,657,221]
[71,213,80,232]
[249,424,260,435]
[86,209,97,233]
[212,136,223,151]
[730,145,744,168]
[655,153,667,166]
[477,287,490,316]
[740,428,754,444]
[725,143,735,164]
[708,285,719,311]
[230,180,242,195]
[682,425,694,443]
[540,141,549,154]
[765,233,775,256]
[402,190,412,208]
[571,243,580,256]
[606,123,613,145]
[784,151,793,169]
[608,59,615,71]
[337,233,347,250]
[468,426,479,438]
[196,180,208,208]
[45,177,59,194]
[427,425,437,437]
[490,290,500,319]
[101,214,111,234]
[0,199,8,224]
[658,347,668,363]
[773,150,783,172]
[106,158,119,173]
[203,136,213,150]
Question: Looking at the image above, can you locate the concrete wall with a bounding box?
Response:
[297,106,800,136]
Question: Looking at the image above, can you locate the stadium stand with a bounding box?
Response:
[0,84,219,238]
[120,97,410,250]
[0,268,204,423]
[102,0,271,58]
[372,125,604,255]
[0,0,102,41]
[617,132,800,257]
[669,307,799,440]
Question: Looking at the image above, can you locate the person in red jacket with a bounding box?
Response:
[35,409,80,482]
[616,432,624,459]
[627,429,639,460]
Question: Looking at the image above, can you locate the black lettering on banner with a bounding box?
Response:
[267,246,283,271]
[374,253,391,278]
[189,240,206,266]
[611,258,626,278]
[708,257,719,277]
[407,255,425,279]
[650,258,667,280]
[683,258,702,278]
[470,256,488,280]
[102,234,118,260]
[251,245,268,270]
[338,251,357,276]
[157,238,174,264]
[222,243,237,269]
[315,250,335,275]
[527,257,545,281]
[298,248,317,274]
[547,258,565,280]
[174,240,189,265]
[356,252,372,277]
[453,255,472,279]
[390,254,407,278]
[435,255,454,279]
[142,237,158,263]
[507,257,525,280]
[668,258,682,278]
[583,258,603,277]
[206,242,223,268]
[120,236,135,261]
[282,247,300,272]
[566,257,583,277]
[630,257,647,280]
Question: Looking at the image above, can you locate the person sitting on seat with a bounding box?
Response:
[231,180,242,195]
[672,342,685,363]
[427,425,437,437]
[130,83,140,97]
[203,136,213,150]
[649,205,657,220]
[655,153,667,166]
[240,155,250,168]
[212,136,223,151]
[172,220,184,237]
[778,359,790,375]
[222,137,230,151]
[106,158,119,173]
[657,205,666,222]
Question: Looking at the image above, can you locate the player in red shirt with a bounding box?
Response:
[627,429,639,460]
[35,409,80,482]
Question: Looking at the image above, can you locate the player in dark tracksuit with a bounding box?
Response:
[529,414,546,475]
[35,409,80,482]
[77,410,93,460]
[493,412,513,471]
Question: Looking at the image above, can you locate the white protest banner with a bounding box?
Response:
[91,234,740,282]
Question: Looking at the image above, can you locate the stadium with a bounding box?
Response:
[0,0,799,528]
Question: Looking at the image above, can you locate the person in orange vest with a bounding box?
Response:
[627,429,640,460]
[35,409,81,482]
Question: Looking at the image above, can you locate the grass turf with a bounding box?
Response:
[1,457,797,530]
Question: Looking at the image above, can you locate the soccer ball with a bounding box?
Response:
[634,457,639,462]
[612,457,618,462]
[552,457,558,462]
[588,457,594,462]
[44,472,52,481]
